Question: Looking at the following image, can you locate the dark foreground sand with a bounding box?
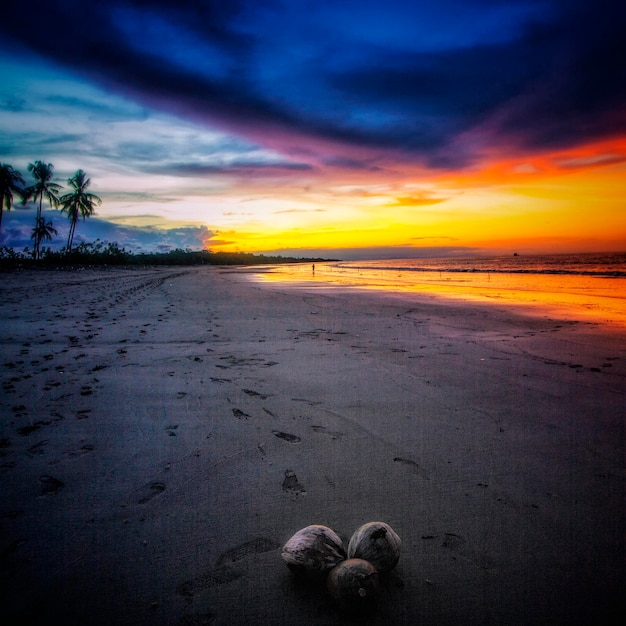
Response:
[1,266,624,625]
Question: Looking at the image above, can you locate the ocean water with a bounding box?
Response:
[254,252,626,326]
[336,252,626,277]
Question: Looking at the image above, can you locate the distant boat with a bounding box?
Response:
[513,252,519,256]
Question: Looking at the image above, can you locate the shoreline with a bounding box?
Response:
[251,261,626,329]
[1,266,624,624]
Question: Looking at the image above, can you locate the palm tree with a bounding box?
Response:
[59,169,101,251]
[23,161,62,259]
[31,216,58,254]
[0,162,25,236]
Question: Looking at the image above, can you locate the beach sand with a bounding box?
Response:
[1,266,624,625]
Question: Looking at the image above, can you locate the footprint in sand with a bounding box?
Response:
[441,532,494,569]
[311,425,343,440]
[441,532,465,550]
[282,470,306,495]
[18,421,47,436]
[394,456,430,479]
[177,612,216,625]
[232,408,250,420]
[176,538,279,597]
[63,443,95,460]
[39,475,64,495]
[272,431,301,444]
[215,537,280,567]
[243,389,268,400]
[12,405,28,417]
[138,481,166,504]
[27,440,49,457]
[177,566,240,597]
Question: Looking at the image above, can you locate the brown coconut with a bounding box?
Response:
[347,521,401,573]
[327,558,380,613]
[281,524,346,578]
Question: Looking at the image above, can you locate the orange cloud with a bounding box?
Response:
[200,132,626,257]
[386,196,447,207]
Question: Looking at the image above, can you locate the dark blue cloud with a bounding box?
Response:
[0,208,214,253]
[148,159,314,176]
[1,0,625,168]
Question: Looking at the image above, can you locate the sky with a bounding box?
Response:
[1,0,625,259]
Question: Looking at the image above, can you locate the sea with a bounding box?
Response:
[253,252,626,326]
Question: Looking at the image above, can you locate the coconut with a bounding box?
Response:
[326,558,380,613]
[281,524,346,578]
[347,521,401,573]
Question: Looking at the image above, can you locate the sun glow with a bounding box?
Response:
[204,136,626,256]
[256,260,626,327]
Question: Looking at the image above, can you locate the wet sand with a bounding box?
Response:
[1,266,624,625]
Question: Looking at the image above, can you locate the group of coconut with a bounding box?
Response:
[281,521,401,614]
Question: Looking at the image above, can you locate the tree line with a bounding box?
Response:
[0,160,101,259]
[1,160,332,268]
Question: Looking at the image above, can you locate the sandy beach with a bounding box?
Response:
[1,265,624,625]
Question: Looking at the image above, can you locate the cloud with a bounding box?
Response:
[491,1,626,152]
[98,191,179,204]
[553,153,626,170]
[386,196,447,207]
[511,163,542,175]
[0,209,214,253]
[260,245,477,261]
[321,156,383,171]
[273,208,327,215]
[1,0,624,171]
[153,159,314,176]
[411,236,458,242]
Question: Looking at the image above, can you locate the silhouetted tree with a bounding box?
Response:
[0,162,25,236]
[23,161,61,259]
[59,169,101,251]
[31,216,57,251]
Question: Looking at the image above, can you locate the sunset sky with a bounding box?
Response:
[1,0,625,258]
